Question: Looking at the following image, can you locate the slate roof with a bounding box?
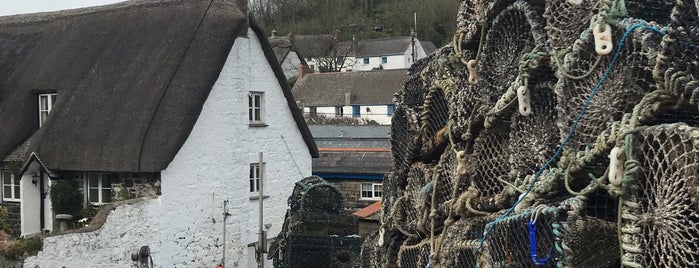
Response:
[292,69,406,106]
[309,125,391,175]
[313,150,392,175]
[0,0,317,172]
[421,41,438,55]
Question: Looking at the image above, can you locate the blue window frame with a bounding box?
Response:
[381,56,387,64]
[387,104,395,116]
[363,57,369,65]
[352,105,361,118]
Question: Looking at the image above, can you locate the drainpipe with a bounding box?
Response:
[39,169,45,231]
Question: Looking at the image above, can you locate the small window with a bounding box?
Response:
[248,92,264,124]
[87,173,112,205]
[309,65,315,73]
[360,183,382,200]
[337,57,345,66]
[381,56,387,64]
[363,57,369,65]
[387,104,395,116]
[1,170,20,202]
[352,105,360,118]
[38,93,57,127]
[335,106,344,117]
[309,107,317,116]
[249,163,261,193]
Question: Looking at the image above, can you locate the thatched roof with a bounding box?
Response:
[292,69,406,107]
[0,0,317,172]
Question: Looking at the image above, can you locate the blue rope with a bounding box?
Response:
[529,220,553,266]
[473,23,666,255]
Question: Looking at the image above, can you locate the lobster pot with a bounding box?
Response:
[404,163,435,236]
[544,0,600,52]
[392,194,427,238]
[480,206,559,268]
[288,176,344,213]
[284,211,358,236]
[391,106,421,177]
[281,235,362,268]
[420,85,450,156]
[555,20,662,151]
[432,216,495,267]
[559,214,619,267]
[397,240,432,268]
[620,123,699,267]
[507,72,559,187]
[468,125,513,198]
[476,1,545,112]
[381,172,403,225]
[625,0,675,25]
[652,1,698,98]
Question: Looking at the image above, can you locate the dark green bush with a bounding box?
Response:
[49,178,83,216]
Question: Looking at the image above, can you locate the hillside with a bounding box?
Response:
[251,0,459,47]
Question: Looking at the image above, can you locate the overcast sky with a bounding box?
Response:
[0,0,126,16]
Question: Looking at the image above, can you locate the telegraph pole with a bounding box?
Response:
[257,152,266,268]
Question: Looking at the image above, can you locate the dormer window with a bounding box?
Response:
[38,93,57,127]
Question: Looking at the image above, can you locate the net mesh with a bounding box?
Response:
[368,0,699,267]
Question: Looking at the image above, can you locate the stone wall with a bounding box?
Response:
[327,179,381,210]
[0,203,20,235]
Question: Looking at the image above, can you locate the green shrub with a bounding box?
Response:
[49,179,83,216]
[2,237,42,260]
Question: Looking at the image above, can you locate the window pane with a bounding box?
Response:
[255,178,260,191]
[88,174,99,187]
[254,109,260,121]
[14,185,20,199]
[254,95,261,107]
[103,176,112,189]
[40,95,48,110]
[3,173,10,184]
[4,186,11,199]
[102,189,111,203]
[249,109,253,121]
[374,185,383,198]
[51,94,57,106]
[250,179,255,192]
[361,184,371,191]
[248,95,253,107]
[89,189,99,202]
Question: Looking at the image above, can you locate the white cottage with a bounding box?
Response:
[0,0,317,266]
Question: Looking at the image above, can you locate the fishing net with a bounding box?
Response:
[619,123,699,267]
[370,0,699,267]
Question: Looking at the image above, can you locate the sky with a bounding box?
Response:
[0,0,126,16]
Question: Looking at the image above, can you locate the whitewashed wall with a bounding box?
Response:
[280,51,302,79]
[24,28,312,268]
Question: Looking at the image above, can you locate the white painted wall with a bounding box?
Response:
[280,51,302,79]
[351,54,406,71]
[20,163,53,237]
[24,28,312,268]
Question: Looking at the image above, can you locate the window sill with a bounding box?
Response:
[249,123,269,128]
[359,198,381,202]
[1,200,20,203]
[249,195,270,201]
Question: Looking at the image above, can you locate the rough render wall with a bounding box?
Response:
[23,199,161,267]
[23,29,312,267]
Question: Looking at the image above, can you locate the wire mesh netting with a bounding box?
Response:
[369,0,699,267]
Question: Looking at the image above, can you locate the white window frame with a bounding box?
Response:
[335,106,344,117]
[381,56,387,64]
[360,182,382,200]
[249,163,262,193]
[87,173,112,205]
[248,92,264,124]
[1,170,20,202]
[38,93,57,127]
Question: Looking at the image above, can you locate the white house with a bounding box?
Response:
[292,69,406,125]
[0,0,317,267]
[273,34,437,74]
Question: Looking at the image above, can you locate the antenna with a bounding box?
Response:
[411,12,417,63]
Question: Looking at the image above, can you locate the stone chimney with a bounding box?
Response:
[351,34,358,57]
[298,63,310,79]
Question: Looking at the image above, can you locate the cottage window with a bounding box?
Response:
[381,56,387,64]
[309,107,317,116]
[352,105,361,118]
[1,170,19,202]
[360,182,382,200]
[38,93,57,127]
[249,163,260,193]
[335,106,344,117]
[387,104,395,116]
[363,57,369,65]
[87,173,112,204]
[248,92,264,124]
